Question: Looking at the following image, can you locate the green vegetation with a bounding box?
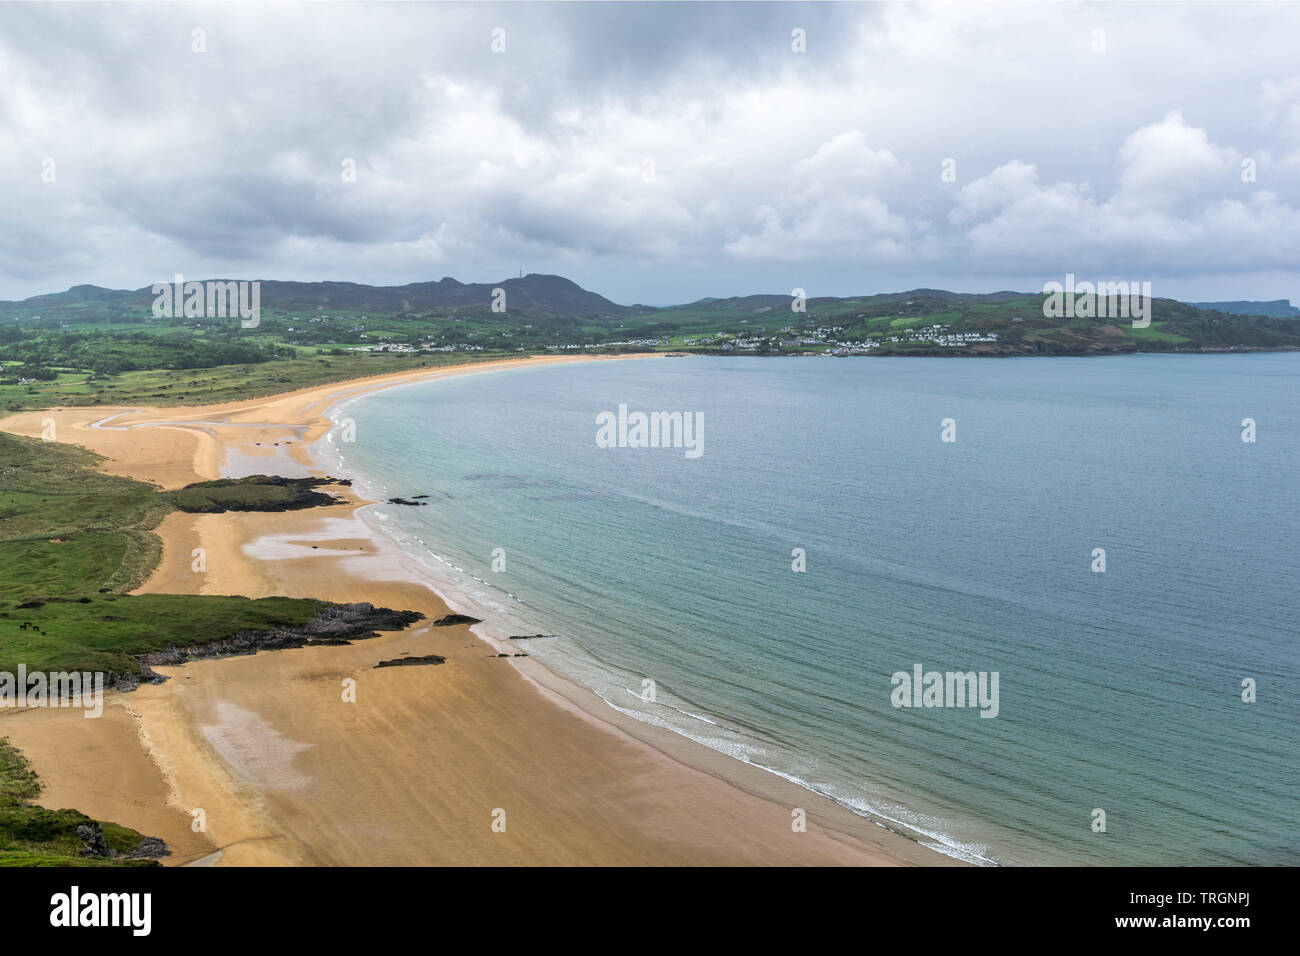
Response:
[1124,323,1192,343]
[0,430,359,865]
[0,738,159,866]
[1,348,506,410]
[1,276,1297,412]
[0,431,336,672]
[0,431,169,598]
[1188,299,1300,319]
[0,593,325,678]
[167,475,344,514]
[0,326,289,374]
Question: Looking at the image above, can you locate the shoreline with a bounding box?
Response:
[0,353,959,866]
[319,434,989,865]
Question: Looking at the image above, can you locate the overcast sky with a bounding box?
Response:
[2,1,1298,305]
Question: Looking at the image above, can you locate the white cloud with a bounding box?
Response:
[1114,111,1239,214]
[724,131,936,261]
[950,113,1300,278]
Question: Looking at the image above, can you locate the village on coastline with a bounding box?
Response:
[335,318,1001,356]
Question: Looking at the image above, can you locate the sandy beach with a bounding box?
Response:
[0,354,955,866]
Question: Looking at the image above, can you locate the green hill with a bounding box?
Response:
[2,277,1298,410]
[1188,300,1300,319]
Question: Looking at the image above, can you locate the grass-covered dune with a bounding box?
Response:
[0,739,161,867]
[1,593,327,680]
[0,429,170,598]
[0,428,419,864]
[169,475,347,514]
[0,432,349,600]
[1,348,507,410]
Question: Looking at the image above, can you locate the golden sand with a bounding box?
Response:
[0,354,955,866]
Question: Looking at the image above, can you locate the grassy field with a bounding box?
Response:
[1125,323,1192,343]
[0,430,168,600]
[1,348,510,410]
[0,593,326,677]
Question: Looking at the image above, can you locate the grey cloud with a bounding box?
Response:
[0,2,1298,304]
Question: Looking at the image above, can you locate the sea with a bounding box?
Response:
[317,353,1300,866]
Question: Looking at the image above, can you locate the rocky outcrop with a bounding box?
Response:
[171,475,350,514]
[76,823,112,858]
[431,613,481,626]
[109,603,425,691]
[126,836,172,860]
[76,822,171,860]
[374,654,446,668]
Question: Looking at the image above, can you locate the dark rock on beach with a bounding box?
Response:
[374,654,446,668]
[431,613,481,626]
[126,836,172,860]
[77,823,113,858]
[106,669,166,692]
[77,822,170,860]
[171,475,348,514]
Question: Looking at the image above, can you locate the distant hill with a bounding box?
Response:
[1190,300,1300,319]
[0,279,1098,325]
[9,276,1291,326]
[0,274,635,324]
[5,275,1300,361]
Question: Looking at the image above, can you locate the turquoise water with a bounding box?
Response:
[323,355,1299,865]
